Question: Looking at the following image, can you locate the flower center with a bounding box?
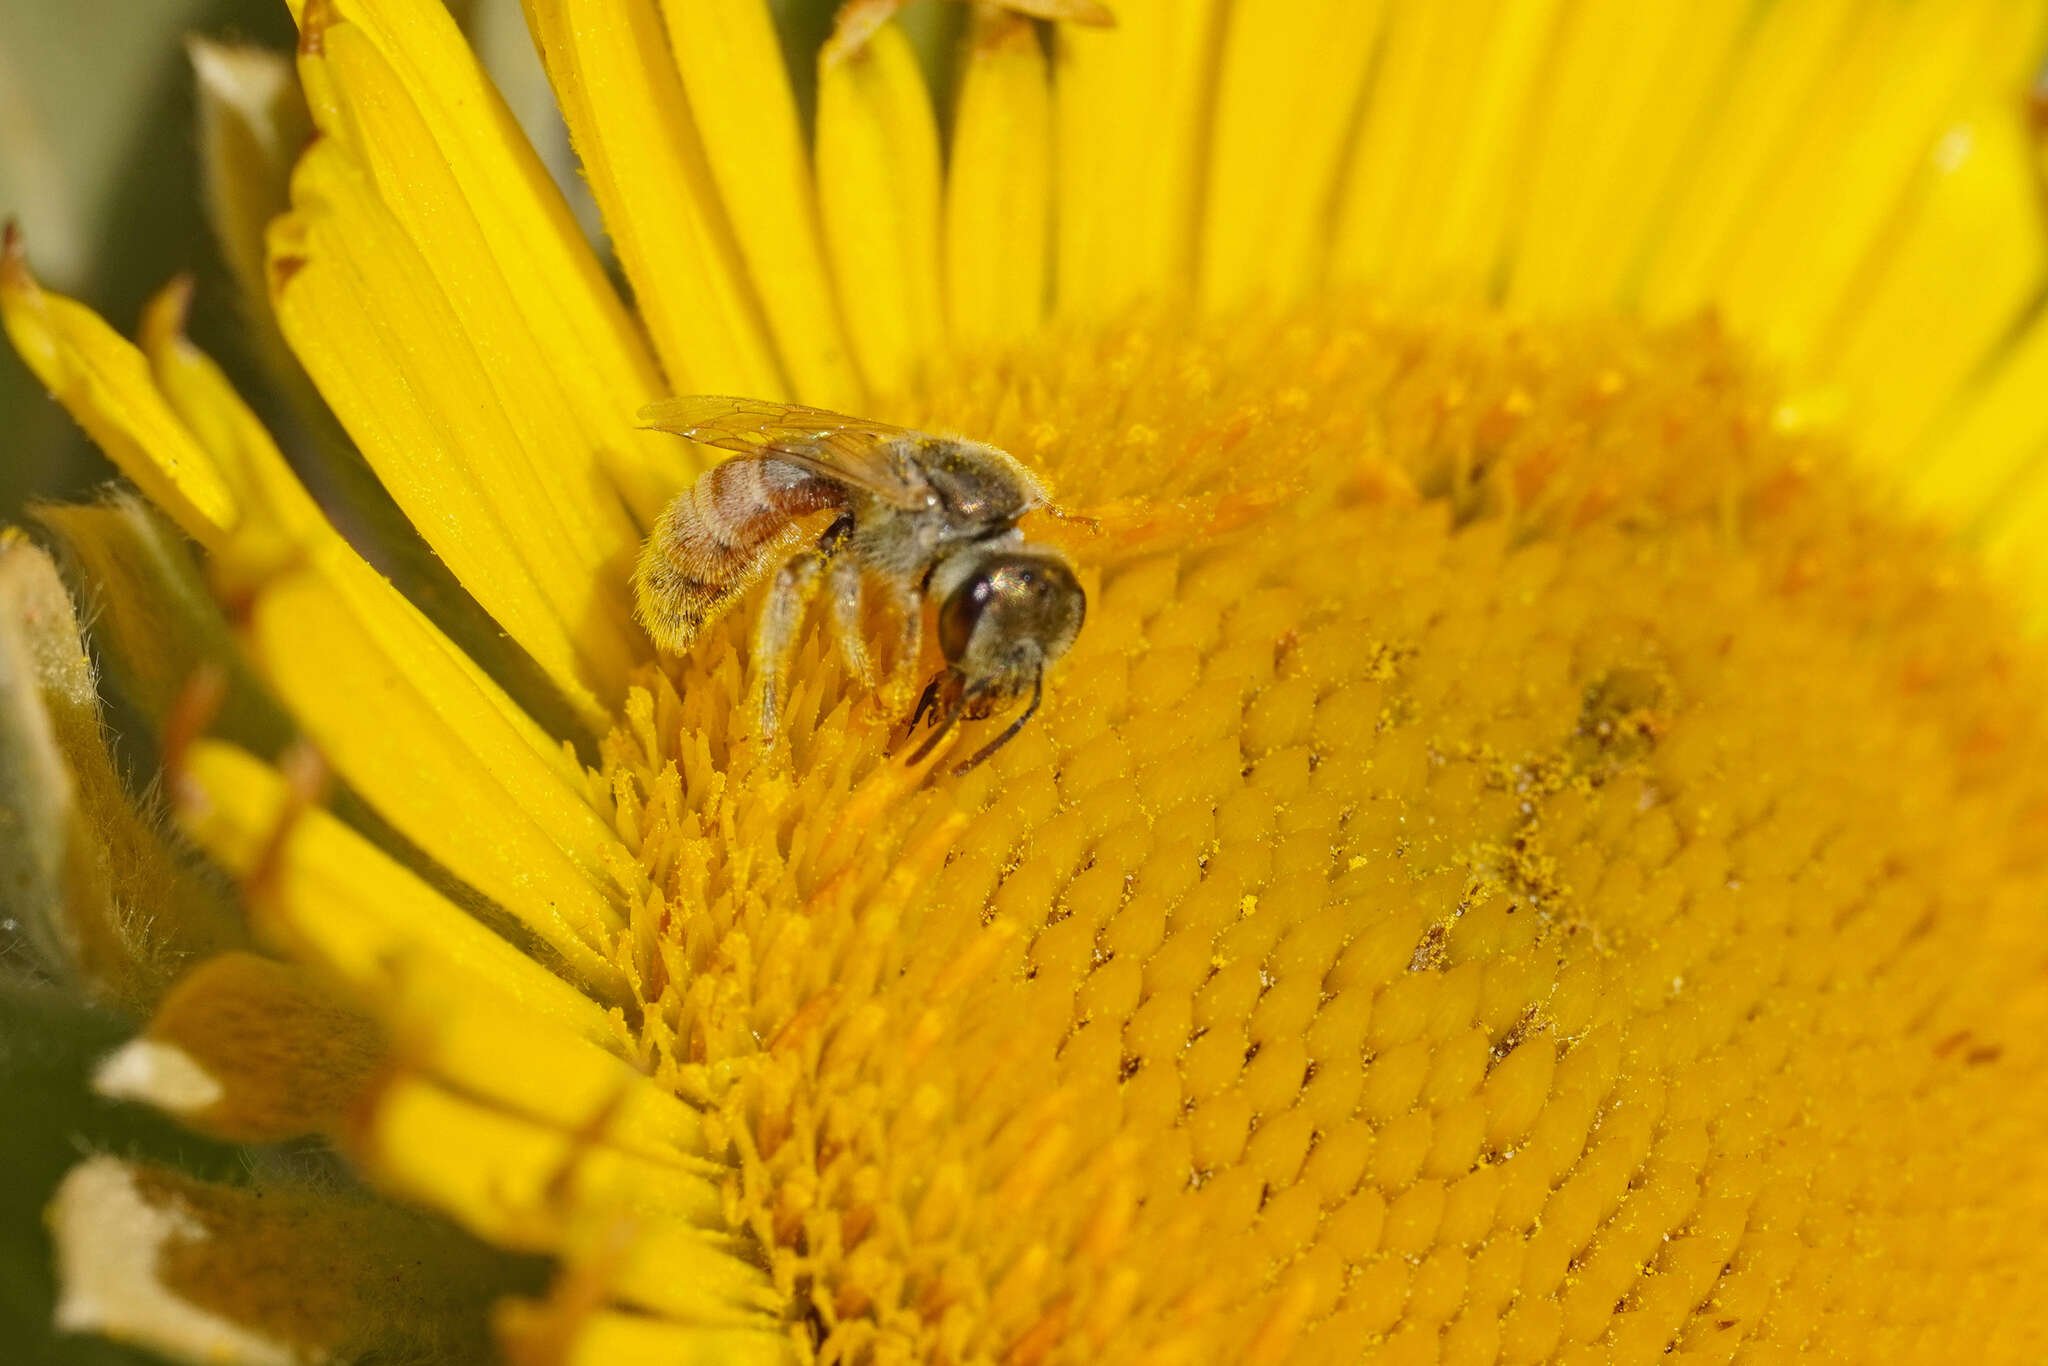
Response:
[597,306,2048,1364]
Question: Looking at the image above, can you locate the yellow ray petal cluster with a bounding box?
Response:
[7,1,2048,1364]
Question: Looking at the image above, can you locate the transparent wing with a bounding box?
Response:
[637,396,929,507]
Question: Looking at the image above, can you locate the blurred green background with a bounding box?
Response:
[2,0,301,523]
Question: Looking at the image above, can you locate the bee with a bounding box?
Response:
[633,396,1087,773]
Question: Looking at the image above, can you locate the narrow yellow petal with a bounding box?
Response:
[270,139,640,713]
[1384,0,1572,299]
[1703,0,2019,370]
[132,288,644,941]
[554,1219,784,1326]
[1635,0,1860,326]
[97,951,382,1142]
[302,20,641,573]
[180,739,625,1037]
[945,14,1052,350]
[243,540,640,967]
[136,279,324,543]
[521,0,787,398]
[1915,307,2048,530]
[1984,458,2048,621]
[658,0,864,408]
[1053,0,1225,315]
[1502,0,1751,313]
[354,1073,724,1251]
[379,958,712,1169]
[137,285,616,784]
[1820,108,2047,473]
[296,0,681,530]
[1329,2,1468,294]
[497,1304,799,1366]
[815,24,945,396]
[1,234,238,549]
[1200,0,1385,312]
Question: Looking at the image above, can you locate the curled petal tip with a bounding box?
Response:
[140,274,198,351]
[0,218,30,290]
[298,0,336,56]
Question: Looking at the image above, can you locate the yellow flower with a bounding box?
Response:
[6,1,2048,1364]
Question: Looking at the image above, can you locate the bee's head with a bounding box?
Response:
[934,548,1086,705]
[909,547,1083,772]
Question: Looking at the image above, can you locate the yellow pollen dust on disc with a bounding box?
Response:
[596,306,2048,1366]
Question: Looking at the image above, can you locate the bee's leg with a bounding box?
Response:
[874,578,924,713]
[827,554,875,691]
[752,551,827,743]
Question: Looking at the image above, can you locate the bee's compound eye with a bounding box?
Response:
[938,554,1081,665]
[938,571,991,663]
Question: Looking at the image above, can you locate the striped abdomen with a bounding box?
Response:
[633,457,848,654]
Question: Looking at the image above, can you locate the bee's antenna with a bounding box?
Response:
[952,672,1043,776]
[1041,504,1101,534]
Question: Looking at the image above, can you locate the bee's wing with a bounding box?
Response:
[638,396,930,508]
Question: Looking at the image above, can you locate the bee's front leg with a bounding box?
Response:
[828,554,874,692]
[751,550,827,744]
[876,577,925,715]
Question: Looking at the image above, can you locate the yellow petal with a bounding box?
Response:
[551,1218,784,1326]
[1916,305,2048,532]
[295,0,681,530]
[243,538,643,962]
[179,739,626,1035]
[51,1155,528,1365]
[270,138,640,713]
[497,1302,798,1366]
[1200,0,1385,312]
[1700,0,2023,371]
[1054,0,1224,316]
[130,291,648,993]
[1,230,239,549]
[1983,461,2048,624]
[288,30,643,573]
[1502,0,1751,313]
[815,23,945,396]
[95,951,382,1142]
[522,0,787,397]
[353,1073,725,1252]
[133,289,629,893]
[378,955,712,1170]
[657,0,864,408]
[136,279,324,542]
[945,13,1051,350]
[1331,0,1564,300]
[1634,0,1861,326]
[1821,107,2047,473]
